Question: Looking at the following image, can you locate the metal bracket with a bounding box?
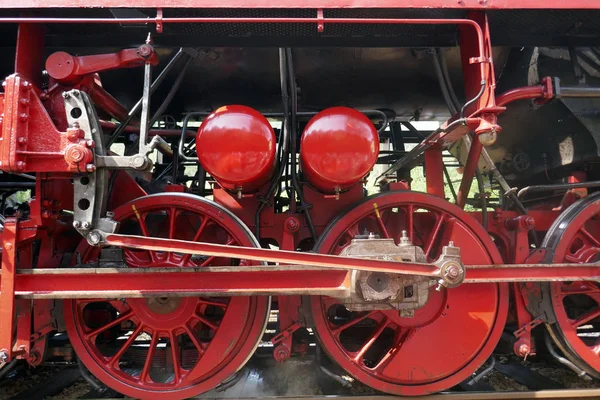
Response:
[64,89,113,239]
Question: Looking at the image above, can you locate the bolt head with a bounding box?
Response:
[87,231,102,245]
[445,265,460,279]
[517,343,530,357]
[82,221,91,230]
[19,113,29,122]
[4,243,12,251]
[130,155,148,169]
[16,161,25,170]
[86,164,96,172]
[73,220,81,229]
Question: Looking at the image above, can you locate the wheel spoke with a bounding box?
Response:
[195,313,219,331]
[372,203,390,239]
[579,228,600,248]
[184,323,205,356]
[199,238,235,267]
[352,318,389,363]
[565,254,582,263]
[571,307,600,328]
[559,282,600,296]
[405,205,414,242]
[109,324,144,368]
[139,333,159,383]
[198,298,228,308]
[134,211,159,263]
[181,217,211,265]
[169,208,177,239]
[84,311,132,339]
[331,310,378,335]
[424,213,446,259]
[169,331,182,384]
[374,327,416,371]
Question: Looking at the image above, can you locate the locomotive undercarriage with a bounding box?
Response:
[0,10,600,399]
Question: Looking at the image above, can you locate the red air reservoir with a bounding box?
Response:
[300,107,379,194]
[196,105,276,193]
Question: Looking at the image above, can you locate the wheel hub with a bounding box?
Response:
[125,297,198,330]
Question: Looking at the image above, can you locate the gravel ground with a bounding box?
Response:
[3,355,600,399]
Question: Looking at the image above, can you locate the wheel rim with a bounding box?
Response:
[544,192,600,378]
[309,191,508,396]
[64,193,270,399]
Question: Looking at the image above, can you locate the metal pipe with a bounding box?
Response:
[544,334,591,380]
[518,180,600,199]
[432,48,458,115]
[0,16,486,70]
[148,55,193,127]
[475,169,488,229]
[456,136,482,208]
[100,120,194,138]
[138,56,153,153]
[77,357,106,391]
[460,80,486,118]
[106,48,186,148]
[560,85,600,98]
[0,359,18,380]
[437,48,462,111]
[286,48,317,241]
[255,48,293,238]
[496,84,548,107]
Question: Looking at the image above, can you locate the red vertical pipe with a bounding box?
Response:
[456,137,482,208]
[14,23,45,88]
[424,148,445,198]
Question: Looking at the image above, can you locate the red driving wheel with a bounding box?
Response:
[543,192,600,379]
[309,191,508,396]
[64,193,270,399]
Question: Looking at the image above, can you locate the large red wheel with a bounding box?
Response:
[64,193,270,400]
[309,191,509,396]
[542,192,600,379]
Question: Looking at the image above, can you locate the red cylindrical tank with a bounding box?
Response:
[196,105,276,193]
[300,107,379,193]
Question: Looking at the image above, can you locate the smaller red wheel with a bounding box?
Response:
[64,194,270,400]
[309,192,509,396]
[543,192,600,379]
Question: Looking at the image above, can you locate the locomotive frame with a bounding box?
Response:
[0,3,599,398]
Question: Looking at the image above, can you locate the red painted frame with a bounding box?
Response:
[0,9,594,371]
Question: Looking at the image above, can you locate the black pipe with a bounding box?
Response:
[0,182,35,188]
[475,169,488,229]
[286,48,317,242]
[432,48,458,115]
[518,180,600,199]
[255,48,292,238]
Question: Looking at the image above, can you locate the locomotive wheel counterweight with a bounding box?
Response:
[309,192,509,396]
[543,192,600,379]
[63,194,270,399]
